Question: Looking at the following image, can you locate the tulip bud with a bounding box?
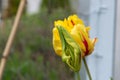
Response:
[52,14,97,72]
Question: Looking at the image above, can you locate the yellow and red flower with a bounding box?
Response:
[53,14,97,57]
[52,14,97,71]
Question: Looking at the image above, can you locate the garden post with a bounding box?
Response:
[0,0,26,79]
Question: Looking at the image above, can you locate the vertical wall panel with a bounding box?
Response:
[78,0,115,80]
[114,0,120,80]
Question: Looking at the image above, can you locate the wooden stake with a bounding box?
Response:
[0,0,26,79]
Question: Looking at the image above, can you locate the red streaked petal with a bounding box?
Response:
[82,36,89,55]
[71,20,75,26]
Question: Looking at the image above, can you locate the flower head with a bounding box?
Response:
[52,14,97,71]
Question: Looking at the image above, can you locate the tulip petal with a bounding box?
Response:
[57,26,82,72]
[53,28,62,56]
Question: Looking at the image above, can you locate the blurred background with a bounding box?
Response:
[0,0,119,80]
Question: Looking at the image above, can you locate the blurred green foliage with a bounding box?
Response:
[0,7,74,80]
[6,0,71,17]
[42,0,70,9]
[4,0,21,17]
[8,0,20,15]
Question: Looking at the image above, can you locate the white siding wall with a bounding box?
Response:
[76,0,115,80]
[114,0,120,80]
[89,0,115,80]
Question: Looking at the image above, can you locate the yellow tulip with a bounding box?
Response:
[52,14,97,71]
[53,14,97,57]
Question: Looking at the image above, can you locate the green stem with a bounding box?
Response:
[83,58,92,80]
[76,71,81,80]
